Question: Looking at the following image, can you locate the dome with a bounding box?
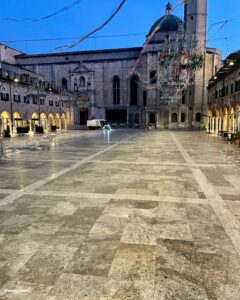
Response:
[148,14,183,35]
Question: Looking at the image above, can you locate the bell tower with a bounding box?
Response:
[184,0,208,126]
[184,0,207,51]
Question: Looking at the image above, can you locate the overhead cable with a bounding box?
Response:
[3,0,83,23]
[54,0,127,51]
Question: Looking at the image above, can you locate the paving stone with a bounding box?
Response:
[0,130,240,299]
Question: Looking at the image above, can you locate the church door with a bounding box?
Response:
[149,112,156,124]
[80,109,89,125]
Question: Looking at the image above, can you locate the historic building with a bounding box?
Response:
[0,45,68,137]
[1,1,221,130]
[207,50,240,134]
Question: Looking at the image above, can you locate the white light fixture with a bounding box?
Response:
[14,78,19,83]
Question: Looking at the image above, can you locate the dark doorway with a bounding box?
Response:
[196,112,201,122]
[149,112,156,123]
[130,75,138,105]
[171,113,178,123]
[181,113,185,123]
[62,78,68,91]
[106,109,127,123]
[80,108,88,125]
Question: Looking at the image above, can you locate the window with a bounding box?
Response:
[80,76,85,86]
[235,81,239,92]
[1,93,9,101]
[40,98,45,105]
[13,95,21,103]
[171,113,178,123]
[150,70,157,84]
[49,100,53,106]
[33,96,38,105]
[143,90,147,106]
[181,113,185,123]
[196,112,201,122]
[182,90,186,104]
[74,83,78,91]
[130,75,138,105]
[55,101,60,107]
[62,78,68,91]
[113,76,120,105]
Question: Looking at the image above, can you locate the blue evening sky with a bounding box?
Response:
[0,0,239,58]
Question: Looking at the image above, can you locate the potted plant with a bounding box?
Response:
[235,131,240,146]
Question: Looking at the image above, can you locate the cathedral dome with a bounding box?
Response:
[148,2,183,36]
[148,14,183,35]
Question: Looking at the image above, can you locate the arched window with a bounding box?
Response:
[62,78,68,91]
[80,76,85,86]
[113,76,120,105]
[182,90,186,104]
[150,70,157,84]
[181,113,185,123]
[196,112,201,122]
[143,90,147,106]
[171,113,178,123]
[130,75,138,105]
[13,88,20,103]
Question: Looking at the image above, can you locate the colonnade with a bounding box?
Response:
[207,105,240,134]
[0,111,67,137]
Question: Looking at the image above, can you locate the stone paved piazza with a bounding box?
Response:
[0,130,240,299]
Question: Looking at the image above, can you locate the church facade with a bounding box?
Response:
[2,0,221,129]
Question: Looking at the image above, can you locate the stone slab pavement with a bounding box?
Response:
[0,129,240,299]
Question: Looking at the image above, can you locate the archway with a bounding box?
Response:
[0,111,11,136]
[31,112,39,132]
[40,113,48,130]
[13,112,22,128]
[227,107,232,133]
[215,109,220,134]
[230,107,235,133]
[48,113,55,128]
[223,107,228,131]
[236,104,240,131]
[55,113,60,129]
[171,113,178,123]
[61,113,67,130]
[218,108,223,132]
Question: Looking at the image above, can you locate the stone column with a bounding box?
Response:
[216,118,219,134]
